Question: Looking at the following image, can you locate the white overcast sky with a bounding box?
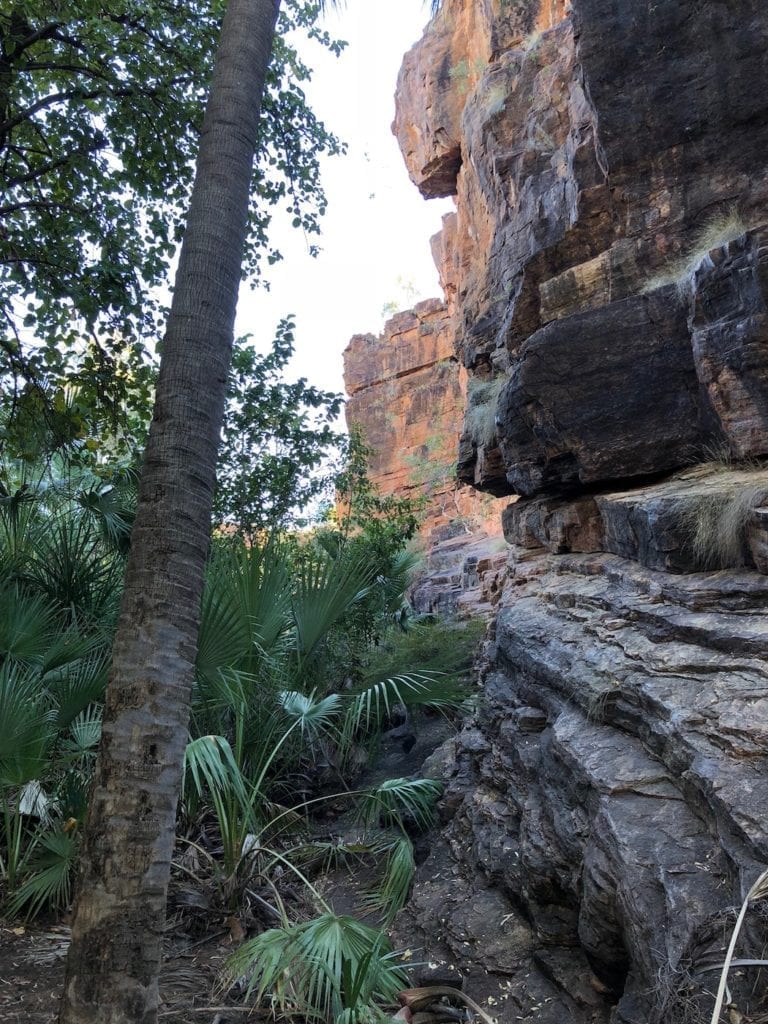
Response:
[235,0,453,397]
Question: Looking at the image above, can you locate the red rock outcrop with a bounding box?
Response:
[387,1,768,1022]
[343,300,507,615]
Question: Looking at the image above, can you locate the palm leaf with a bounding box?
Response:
[356,777,442,832]
[25,511,123,624]
[183,734,247,805]
[0,585,58,667]
[345,672,461,735]
[0,663,56,786]
[60,705,102,758]
[291,550,373,666]
[375,549,419,617]
[229,912,407,1022]
[73,476,136,555]
[6,830,79,919]
[197,540,291,684]
[359,835,415,924]
[279,689,342,738]
[44,649,109,728]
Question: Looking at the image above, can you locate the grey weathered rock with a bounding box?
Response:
[495,289,720,496]
[384,0,768,1020]
[690,230,768,459]
[398,554,768,1022]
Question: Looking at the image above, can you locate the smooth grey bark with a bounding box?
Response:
[59,2,281,1022]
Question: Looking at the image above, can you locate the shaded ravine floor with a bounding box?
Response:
[0,715,461,1023]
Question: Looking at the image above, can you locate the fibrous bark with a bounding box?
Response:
[59,2,281,1022]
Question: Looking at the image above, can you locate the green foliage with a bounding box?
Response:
[227,912,408,1023]
[0,0,345,454]
[356,778,441,833]
[0,616,105,916]
[403,429,457,512]
[0,464,120,915]
[215,319,344,535]
[331,428,422,563]
[363,615,485,686]
[448,56,487,95]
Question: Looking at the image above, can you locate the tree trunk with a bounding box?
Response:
[59,2,281,1022]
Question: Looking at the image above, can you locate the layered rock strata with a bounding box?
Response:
[343,300,507,615]
[388,0,768,1021]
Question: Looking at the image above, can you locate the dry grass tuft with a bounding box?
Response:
[465,376,507,447]
[643,209,746,296]
[676,483,768,569]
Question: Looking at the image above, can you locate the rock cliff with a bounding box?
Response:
[385,1,768,1022]
[343,300,507,616]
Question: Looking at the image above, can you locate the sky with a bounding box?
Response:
[234,0,454,398]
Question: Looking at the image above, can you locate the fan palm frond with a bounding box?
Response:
[25,511,123,624]
[44,649,109,728]
[0,662,56,787]
[359,835,415,925]
[279,688,342,737]
[183,734,247,805]
[291,550,373,667]
[73,477,136,555]
[356,777,442,832]
[375,548,419,617]
[60,705,102,758]
[228,912,407,1022]
[197,540,291,685]
[6,831,79,920]
[0,585,59,667]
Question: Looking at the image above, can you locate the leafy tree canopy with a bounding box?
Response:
[215,318,344,535]
[0,0,344,454]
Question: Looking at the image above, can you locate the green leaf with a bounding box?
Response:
[356,778,442,833]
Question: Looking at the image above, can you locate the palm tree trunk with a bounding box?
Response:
[59,2,281,1022]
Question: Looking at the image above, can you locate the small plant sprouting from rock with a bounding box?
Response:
[642,208,746,296]
[448,56,487,96]
[587,678,622,723]
[465,376,507,448]
[484,82,508,118]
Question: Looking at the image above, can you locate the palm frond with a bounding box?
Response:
[73,480,135,555]
[291,550,373,666]
[197,541,291,684]
[60,705,102,758]
[279,688,342,738]
[44,648,109,728]
[0,663,56,786]
[359,835,415,925]
[6,830,79,920]
[0,585,58,667]
[344,672,457,736]
[183,734,247,805]
[375,549,419,617]
[228,912,407,1022]
[25,511,123,624]
[356,777,442,832]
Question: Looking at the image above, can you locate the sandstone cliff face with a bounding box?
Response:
[343,300,507,615]
[388,1,768,1022]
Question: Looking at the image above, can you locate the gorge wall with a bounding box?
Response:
[381,1,768,1021]
[343,301,507,616]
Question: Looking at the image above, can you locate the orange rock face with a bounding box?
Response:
[386,5,768,1023]
[343,300,506,614]
[344,299,501,534]
[393,0,568,200]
